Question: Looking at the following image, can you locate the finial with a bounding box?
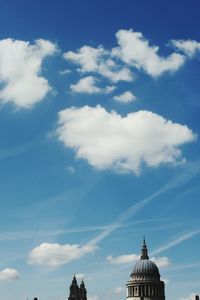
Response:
[143,236,146,245]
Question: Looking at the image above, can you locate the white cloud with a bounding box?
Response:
[64,45,133,83]
[56,105,196,174]
[161,278,170,285]
[114,286,125,294]
[75,273,93,282]
[181,293,197,300]
[0,38,57,108]
[70,76,116,94]
[28,242,97,267]
[0,268,20,282]
[106,254,170,268]
[59,68,72,75]
[107,254,139,265]
[64,30,200,84]
[151,256,171,268]
[171,39,200,57]
[113,91,136,103]
[64,45,105,72]
[112,29,185,77]
[75,273,84,280]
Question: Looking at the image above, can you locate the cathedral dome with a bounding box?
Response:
[127,239,165,300]
[132,259,160,277]
[130,238,160,280]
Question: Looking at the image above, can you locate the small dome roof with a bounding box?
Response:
[130,238,160,279]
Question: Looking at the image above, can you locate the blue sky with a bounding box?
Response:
[0,1,200,300]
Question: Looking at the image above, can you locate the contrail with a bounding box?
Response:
[151,229,200,256]
[88,160,200,246]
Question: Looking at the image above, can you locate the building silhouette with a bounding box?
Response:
[68,274,87,300]
[126,238,165,300]
[34,239,199,300]
[66,239,200,300]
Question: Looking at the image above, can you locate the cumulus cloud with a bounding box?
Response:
[151,256,170,268]
[171,39,200,57]
[106,254,170,268]
[28,242,97,267]
[112,29,185,77]
[0,268,20,282]
[56,105,196,174]
[64,45,133,83]
[106,254,139,265]
[0,38,57,108]
[113,91,136,103]
[70,76,116,94]
[64,29,200,86]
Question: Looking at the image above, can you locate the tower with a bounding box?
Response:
[68,275,80,300]
[80,279,87,300]
[68,275,87,300]
[126,238,165,300]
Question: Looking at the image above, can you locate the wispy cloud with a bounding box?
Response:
[59,68,71,75]
[181,293,198,300]
[27,161,200,268]
[151,229,200,256]
[0,141,36,160]
[0,225,112,241]
[88,161,200,246]
[169,262,200,271]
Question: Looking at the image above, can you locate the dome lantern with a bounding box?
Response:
[140,237,149,260]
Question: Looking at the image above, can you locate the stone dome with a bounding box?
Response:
[132,259,160,277]
[130,238,160,280]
